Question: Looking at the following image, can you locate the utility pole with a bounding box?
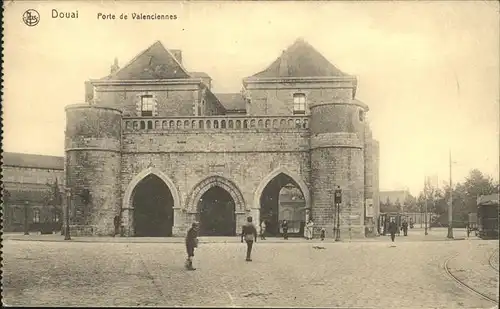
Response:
[424,176,428,236]
[447,150,454,239]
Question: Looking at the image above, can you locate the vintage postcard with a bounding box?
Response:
[2,0,499,307]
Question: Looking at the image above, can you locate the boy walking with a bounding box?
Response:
[241,216,258,261]
[185,222,199,270]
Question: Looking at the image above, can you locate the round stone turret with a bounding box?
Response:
[64,104,122,236]
[309,77,367,238]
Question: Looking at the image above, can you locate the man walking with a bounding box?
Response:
[185,222,199,270]
[241,216,257,261]
[388,218,398,243]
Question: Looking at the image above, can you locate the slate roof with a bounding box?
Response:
[101,41,191,80]
[3,152,64,170]
[250,38,349,78]
[215,93,247,111]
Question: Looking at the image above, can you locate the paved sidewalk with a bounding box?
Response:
[2,227,469,243]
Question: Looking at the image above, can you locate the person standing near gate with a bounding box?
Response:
[113,215,120,237]
[281,220,289,240]
[185,222,199,270]
[241,216,257,261]
[305,219,314,240]
[260,220,266,240]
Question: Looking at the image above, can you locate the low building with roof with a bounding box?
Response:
[2,152,64,232]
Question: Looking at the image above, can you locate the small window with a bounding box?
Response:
[293,93,306,115]
[141,95,154,116]
[33,209,40,223]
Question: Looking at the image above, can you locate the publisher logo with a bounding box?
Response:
[23,9,40,27]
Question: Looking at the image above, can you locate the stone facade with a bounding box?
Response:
[64,38,380,238]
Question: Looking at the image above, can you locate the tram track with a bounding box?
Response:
[488,249,499,272]
[444,253,499,306]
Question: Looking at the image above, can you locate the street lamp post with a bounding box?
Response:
[334,186,342,242]
[24,201,30,235]
[447,150,454,239]
[424,177,428,236]
[65,188,71,240]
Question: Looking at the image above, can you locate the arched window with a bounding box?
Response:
[293,93,306,115]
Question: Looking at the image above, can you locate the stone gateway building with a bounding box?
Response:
[65,38,380,238]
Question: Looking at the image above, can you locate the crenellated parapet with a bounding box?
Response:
[122,115,309,133]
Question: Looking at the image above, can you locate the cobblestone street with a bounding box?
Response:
[2,237,498,308]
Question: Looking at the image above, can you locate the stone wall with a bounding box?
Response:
[243,79,356,116]
[93,83,201,117]
[120,130,311,235]
[65,105,122,236]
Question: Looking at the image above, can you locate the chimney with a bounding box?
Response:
[171,49,182,64]
[84,81,94,103]
[110,57,119,74]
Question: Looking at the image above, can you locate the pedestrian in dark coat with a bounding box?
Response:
[241,216,257,261]
[388,219,398,242]
[402,220,409,236]
[281,220,289,240]
[185,222,199,270]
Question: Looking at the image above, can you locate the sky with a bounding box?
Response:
[3,1,499,196]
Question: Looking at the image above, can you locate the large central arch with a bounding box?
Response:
[185,175,246,214]
[185,175,246,236]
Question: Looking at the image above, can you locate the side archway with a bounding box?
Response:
[253,167,311,210]
[122,168,181,236]
[185,175,246,214]
[123,167,181,211]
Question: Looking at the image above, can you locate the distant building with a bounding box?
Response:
[2,152,64,232]
[380,190,411,210]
